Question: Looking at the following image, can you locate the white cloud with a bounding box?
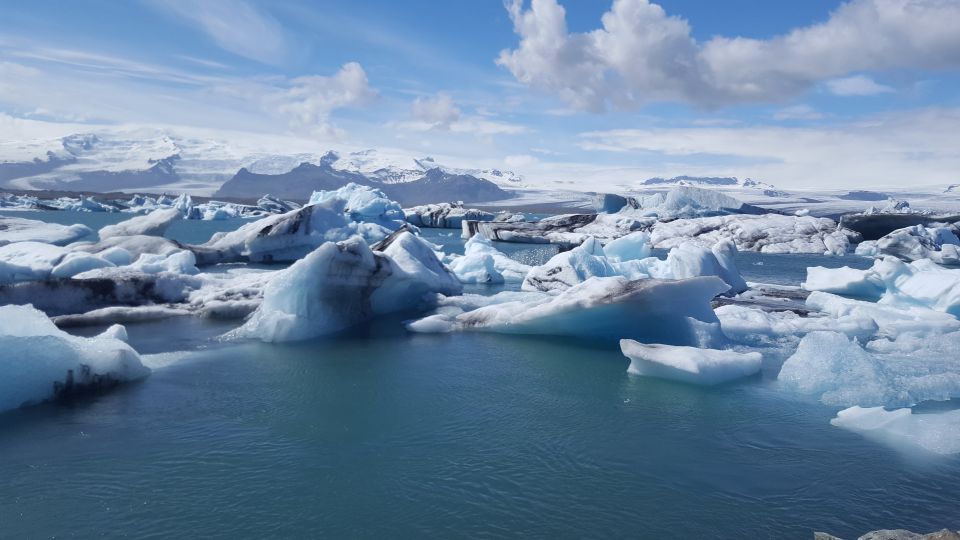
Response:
[146,0,287,65]
[577,107,960,187]
[273,63,377,137]
[505,154,539,168]
[0,41,377,139]
[498,0,960,110]
[773,105,824,121]
[826,75,895,96]
[410,93,461,130]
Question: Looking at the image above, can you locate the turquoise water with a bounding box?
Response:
[0,215,957,538]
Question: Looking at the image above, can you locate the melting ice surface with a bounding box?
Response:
[0,211,959,538]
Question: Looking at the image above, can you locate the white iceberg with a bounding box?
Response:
[831,406,960,456]
[521,237,746,295]
[447,235,531,284]
[803,257,960,316]
[98,208,182,239]
[0,304,149,412]
[778,330,960,408]
[621,340,762,385]
[868,223,960,265]
[404,203,495,228]
[195,183,406,264]
[229,232,461,342]
[409,275,730,346]
[0,217,94,247]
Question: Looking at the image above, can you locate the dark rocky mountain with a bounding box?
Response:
[215,163,512,206]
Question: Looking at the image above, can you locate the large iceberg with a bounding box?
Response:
[193,184,407,264]
[778,330,960,408]
[520,236,747,295]
[229,232,461,342]
[0,217,94,247]
[405,203,495,229]
[409,275,730,346]
[804,256,960,316]
[99,208,182,239]
[620,186,765,219]
[855,223,960,265]
[621,340,762,385]
[649,214,857,255]
[0,304,149,411]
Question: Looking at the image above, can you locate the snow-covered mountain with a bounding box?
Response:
[0,128,527,197]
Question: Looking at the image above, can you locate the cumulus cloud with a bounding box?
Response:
[410,93,461,130]
[147,0,287,65]
[498,0,960,110]
[826,75,895,96]
[273,62,377,137]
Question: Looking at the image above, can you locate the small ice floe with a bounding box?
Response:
[620,340,762,386]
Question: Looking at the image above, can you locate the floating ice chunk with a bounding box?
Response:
[872,223,960,265]
[804,257,960,316]
[404,203,495,228]
[98,208,182,239]
[831,406,960,455]
[804,265,885,300]
[716,304,879,344]
[410,275,730,346]
[522,237,618,292]
[602,231,651,262]
[230,232,460,342]
[0,304,149,412]
[663,242,746,295]
[309,182,405,226]
[621,340,762,385]
[778,330,960,407]
[624,186,764,219]
[0,217,94,247]
[448,235,531,284]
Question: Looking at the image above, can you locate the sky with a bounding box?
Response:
[1,0,959,189]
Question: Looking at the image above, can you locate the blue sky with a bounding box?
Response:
[1,0,959,188]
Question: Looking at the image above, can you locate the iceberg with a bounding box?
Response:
[620,186,765,219]
[521,237,747,295]
[404,203,495,228]
[620,340,762,385]
[194,183,406,264]
[778,330,960,408]
[409,275,730,346]
[831,406,960,456]
[866,223,960,265]
[803,257,960,316]
[0,304,149,411]
[229,232,461,342]
[447,234,531,284]
[98,208,182,239]
[650,214,857,255]
[522,237,619,292]
[0,217,94,247]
